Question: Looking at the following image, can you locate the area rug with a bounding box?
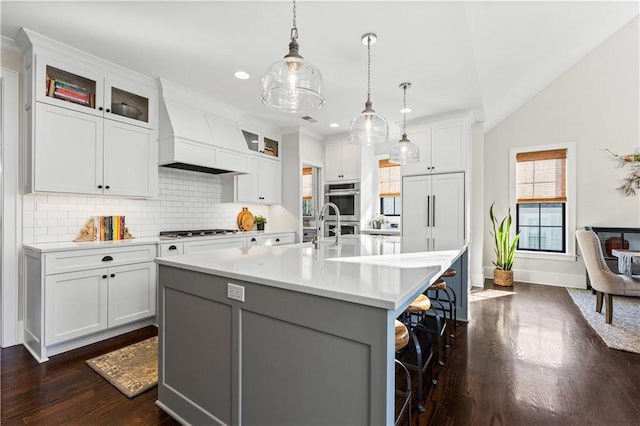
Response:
[566,288,640,354]
[86,336,158,398]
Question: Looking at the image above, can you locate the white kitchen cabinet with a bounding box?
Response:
[45,268,108,345]
[401,120,467,176]
[324,143,361,182]
[401,173,465,252]
[247,233,296,246]
[33,103,154,196]
[183,238,246,254]
[222,155,282,204]
[241,129,280,159]
[24,244,157,362]
[158,242,184,257]
[18,29,158,197]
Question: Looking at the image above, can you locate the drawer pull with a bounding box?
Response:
[275,238,280,242]
[251,238,256,242]
[168,245,177,250]
[110,273,115,278]
[102,255,114,262]
[102,274,107,279]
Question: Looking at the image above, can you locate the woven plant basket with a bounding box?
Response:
[493,269,514,287]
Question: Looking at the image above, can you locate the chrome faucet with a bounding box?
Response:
[317,202,341,246]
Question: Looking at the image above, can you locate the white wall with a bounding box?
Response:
[22,167,271,243]
[483,17,640,288]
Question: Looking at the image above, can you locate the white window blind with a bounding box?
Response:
[302,167,312,200]
[516,149,567,203]
[379,159,400,198]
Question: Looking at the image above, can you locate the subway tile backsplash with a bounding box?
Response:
[23,168,270,243]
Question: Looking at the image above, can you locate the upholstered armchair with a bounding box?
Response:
[575,229,640,324]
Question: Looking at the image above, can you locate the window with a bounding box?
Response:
[515,149,567,253]
[379,159,400,216]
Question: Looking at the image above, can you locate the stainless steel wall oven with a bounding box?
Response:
[323,182,360,222]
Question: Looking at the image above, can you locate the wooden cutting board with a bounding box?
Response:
[237,207,254,231]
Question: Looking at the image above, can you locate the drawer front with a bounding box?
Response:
[254,233,296,246]
[45,245,156,275]
[158,242,184,257]
[183,238,245,254]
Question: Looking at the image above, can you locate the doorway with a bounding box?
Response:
[302,165,320,242]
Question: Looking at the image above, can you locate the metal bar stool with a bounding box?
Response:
[427,268,458,336]
[394,320,411,426]
[398,294,434,412]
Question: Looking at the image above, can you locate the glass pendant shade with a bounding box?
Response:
[389,133,420,164]
[262,1,324,114]
[348,33,389,146]
[389,81,420,164]
[347,101,389,145]
[262,40,325,113]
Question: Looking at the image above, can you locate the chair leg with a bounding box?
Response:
[605,293,613,324]
[596,291,603,313]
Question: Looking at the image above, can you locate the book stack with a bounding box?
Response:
[98,215,126,241]
[46,75,95,108]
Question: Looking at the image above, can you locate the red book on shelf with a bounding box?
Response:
[55,87,88,101]
[53,91,90,106]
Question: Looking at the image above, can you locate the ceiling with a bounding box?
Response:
[1,1,638,137]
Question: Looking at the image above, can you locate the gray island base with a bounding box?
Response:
[155,235,468,425]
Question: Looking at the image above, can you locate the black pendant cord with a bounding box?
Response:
[366,35,372,103]
[402,84,407,137]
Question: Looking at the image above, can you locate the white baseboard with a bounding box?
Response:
[483,266,586,289]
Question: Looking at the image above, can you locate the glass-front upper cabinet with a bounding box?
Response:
[36,55,153,129]
[241,129,280,158]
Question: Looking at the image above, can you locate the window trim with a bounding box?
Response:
[509,141,577,259]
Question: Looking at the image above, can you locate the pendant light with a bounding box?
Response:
[262,0,324,113]
[347,33,389,146]
[389,82,420,164]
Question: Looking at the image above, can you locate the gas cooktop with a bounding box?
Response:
[159,229,239,239]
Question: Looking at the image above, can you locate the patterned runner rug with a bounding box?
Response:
[86,336,158,398]
[567,288,640,354]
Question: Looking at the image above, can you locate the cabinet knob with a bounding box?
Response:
[102,255,113,262]
[98,106,104,111]
[98,185,103,189]
[102,274,107,279]
[168,245,177,250]
[105,185,110,189]
[110,273,115,278]
[106,108,111,113]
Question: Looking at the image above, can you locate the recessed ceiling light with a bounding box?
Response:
[329,123,340,128]
[234,71,250,80]
[400,107,412,114]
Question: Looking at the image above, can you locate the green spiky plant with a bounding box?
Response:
[489,202,520,271]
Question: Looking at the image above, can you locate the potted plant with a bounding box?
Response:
[370,215,387,229]
[489,202,520,286]
[254,215,267,231]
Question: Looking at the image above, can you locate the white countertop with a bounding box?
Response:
[156,235,465,312]
[23,230,295,253]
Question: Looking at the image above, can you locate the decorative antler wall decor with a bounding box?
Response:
[606,149,640,196]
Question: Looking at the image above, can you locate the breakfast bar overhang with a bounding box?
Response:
[155,235,468,425]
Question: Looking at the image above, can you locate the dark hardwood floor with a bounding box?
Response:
[2,282,639,425]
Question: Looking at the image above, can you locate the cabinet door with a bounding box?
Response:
[431,173,465,250]
[431,123,466,173]
[401,130,431,176]
[401,175,430,252]
[324,143,343,181]
[259,157,282,204]
[36,55,104,117]
[104,77,154,129]
[236,156,260,202]
[108,263,157,327]
[34,102,103,194]
[103,120,155,197]
[45,269,108,344]
[340,143,361,181]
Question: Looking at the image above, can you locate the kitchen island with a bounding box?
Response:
[155,235,468,425]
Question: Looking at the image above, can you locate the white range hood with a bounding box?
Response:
[157,78,251,175]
